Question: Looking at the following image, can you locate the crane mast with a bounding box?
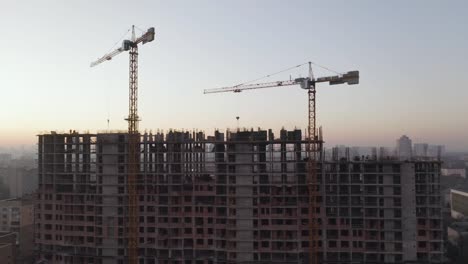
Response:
[127,28,139,264]
[307,62,319,264]
[91,25,155,264]
[204,62,359,264]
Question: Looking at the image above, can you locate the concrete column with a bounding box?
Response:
[401,163,417,261]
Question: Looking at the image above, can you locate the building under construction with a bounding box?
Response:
[35,128,444,264]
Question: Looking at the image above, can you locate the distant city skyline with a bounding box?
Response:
[0,1,467,150]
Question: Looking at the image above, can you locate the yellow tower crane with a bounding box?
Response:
[204,62,359,264]
[91,25,155,264]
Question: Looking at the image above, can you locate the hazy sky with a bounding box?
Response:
[0,0,467,150]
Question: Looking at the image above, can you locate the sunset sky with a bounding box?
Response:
[0,0,467,150]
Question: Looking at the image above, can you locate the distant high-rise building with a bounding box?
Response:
[0,154,12,168]
[428,145,445,159]
[414,143,429,157]
[379,147,393,158]
[0,167,38,198]
[334,145,348,159]
[396,135,412,160]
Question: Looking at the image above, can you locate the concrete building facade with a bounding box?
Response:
[320,153,443,263]
[35,130,444,264]
[0,196,34,263]
[0,232,17,264]
[451,189,468,219]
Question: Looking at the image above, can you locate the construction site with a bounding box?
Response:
[34,25,444,264]
[35,129,444,264]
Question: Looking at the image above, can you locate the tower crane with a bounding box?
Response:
[91,25,155,264]
[204,62,359,264]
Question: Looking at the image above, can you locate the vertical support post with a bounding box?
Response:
[128,45,139,133]
[308,85,319,264]
[127,43,139,264]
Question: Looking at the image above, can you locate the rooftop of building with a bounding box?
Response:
[451,189,468,197]
[37,129,444,164]
[38,128,318,144]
